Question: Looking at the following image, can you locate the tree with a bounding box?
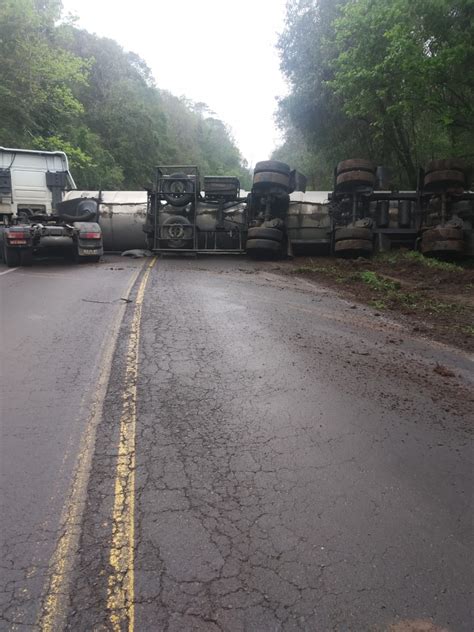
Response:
[0,0,88,147]
[275,0,474,188]
[330,0,474,185]
[0,1,251,190]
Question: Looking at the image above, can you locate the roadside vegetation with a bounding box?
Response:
[0,1,252,189]
[290,251,474,350]
[274,0,474,189]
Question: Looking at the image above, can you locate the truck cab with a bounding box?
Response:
[0,147,103,266]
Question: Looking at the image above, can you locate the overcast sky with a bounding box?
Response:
[62,0,288,166]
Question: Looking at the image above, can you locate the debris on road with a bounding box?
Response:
[434,363,456,378]
[121,249,153,258]
[279,251,474,351]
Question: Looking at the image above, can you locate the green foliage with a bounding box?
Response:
[402,251,463,272]
[376,249,463,271]
[0,1,250,190]
[359,270,400,291]
[275,0,474,187]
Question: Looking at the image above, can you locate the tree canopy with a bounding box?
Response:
[275,0,474,188]
[0,0,251,189]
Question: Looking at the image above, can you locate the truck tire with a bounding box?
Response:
[162,172,194,207]
[253,171,290,190]
[20,249,33,266]
[3,243,21,267]
[335,227,373,241]
[424,159,467,175]
[334,239,373,257]
[247,227,283,242]
[421,239,464,256]
[254,160,291,176]
[422,227,463,243]
[161,215,193,249]
[246,238,281,252]
[74,253,101,264]
[336,159,376,175]
[335,170,376,191]
[423,170,466,191]
[246,238,282,261]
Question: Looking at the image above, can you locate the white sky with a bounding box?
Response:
[62,0,288,166]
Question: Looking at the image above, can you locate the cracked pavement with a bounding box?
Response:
[1,256,473,631]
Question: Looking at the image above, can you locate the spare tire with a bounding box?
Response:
[254,160,290,176]
[161,215,193,249]
[336,159,376,175]
[247,227,283,242]
[335,227,373,241]
[162,172,194,207]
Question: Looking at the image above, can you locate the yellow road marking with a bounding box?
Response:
[107,257,156,632]
[38,263,145,632]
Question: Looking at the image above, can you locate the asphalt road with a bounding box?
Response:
[1,256,472,632]
[0,256,144,630]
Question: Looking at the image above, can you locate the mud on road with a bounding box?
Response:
[271,252,474,353]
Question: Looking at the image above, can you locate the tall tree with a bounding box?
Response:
[0,0,251,189]
[275,0,474,187]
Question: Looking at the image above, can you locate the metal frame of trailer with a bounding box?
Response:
[147,166,248,254]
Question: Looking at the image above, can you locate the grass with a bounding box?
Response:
[359,270,400,291]
[376,249,463,272]
[291,256,468,316]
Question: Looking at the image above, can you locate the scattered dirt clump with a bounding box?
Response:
[272,251,474,351]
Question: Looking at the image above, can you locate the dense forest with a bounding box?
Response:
[0,0,252,189]
[274,0,474,189]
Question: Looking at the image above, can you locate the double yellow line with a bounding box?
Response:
[38,257,155,632]
[107,257,155,631]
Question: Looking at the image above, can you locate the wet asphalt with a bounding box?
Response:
[1,256,473,631]
[0,256,144,630]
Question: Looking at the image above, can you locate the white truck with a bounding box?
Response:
[0,147,103,266]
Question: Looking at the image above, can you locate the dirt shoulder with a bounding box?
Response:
[267,251,474,352]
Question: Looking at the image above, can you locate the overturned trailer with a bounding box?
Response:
[65,190,148,252]
[329,158,474,258]
[145,166,248,253]
[65,157,472,261]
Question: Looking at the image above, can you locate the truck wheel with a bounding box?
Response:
[254,160,291,176]
[335,170,376,191]
[20,249,33,266]
[161,215,193,249]
[73,252,101,264]
[422,227,463,243]
[3,243,21,267]
[246,238,282,259]
[421,239,464,257]
[424,159,467,175]
[247,227,283,242]
[253,171,290,190]
[335,227,373,241]
[334,239,373,258]
[423,170,466,191]
[161,172,194,207]
[336,159,376,175]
